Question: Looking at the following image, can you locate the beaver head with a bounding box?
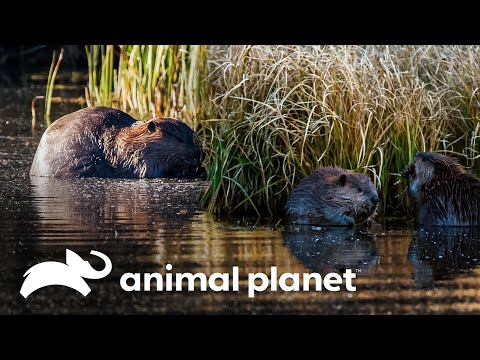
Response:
[402,152,465,201]
[335,170,380,223]
[107,117,206,178]
[413,152,465,182]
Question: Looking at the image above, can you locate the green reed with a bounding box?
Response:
[84,45,209,129]
[44,48,64,127]
[32,48,65,131]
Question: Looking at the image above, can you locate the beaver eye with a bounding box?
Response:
[357,187,363,193]
[147,121,156,133]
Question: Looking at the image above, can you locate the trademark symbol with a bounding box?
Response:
[355,269,361,273]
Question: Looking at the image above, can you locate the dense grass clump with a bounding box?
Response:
[85,45,209,129]
[82,45,480,218]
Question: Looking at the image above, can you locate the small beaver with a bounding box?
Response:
[402,152,480,226]
[285,167,379,226]
[30,106,205,179]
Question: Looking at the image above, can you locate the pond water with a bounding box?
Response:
[2,87,480,314]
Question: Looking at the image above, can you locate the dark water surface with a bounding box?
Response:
[2,88,480,314]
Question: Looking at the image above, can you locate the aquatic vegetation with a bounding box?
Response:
[44,48,64,127]
[84,45,209,129]
[73,45,480,217]
[31,48,64,130]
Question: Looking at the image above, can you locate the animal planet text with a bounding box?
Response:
[120,264,357,298]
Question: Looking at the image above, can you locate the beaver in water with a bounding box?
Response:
[30,106,205,179]
[285,167,379,226]
[403,152,480,226]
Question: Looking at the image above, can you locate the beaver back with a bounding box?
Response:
[417,173,480,226]
[31,107,137,178]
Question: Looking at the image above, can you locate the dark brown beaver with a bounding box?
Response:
[285,167,379,226]
[402,151,480,226]
[30,106,205,179]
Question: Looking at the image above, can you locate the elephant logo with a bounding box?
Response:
[20,249,112,298]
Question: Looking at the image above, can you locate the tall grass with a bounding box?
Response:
[84,45,209,129]
[32,48,64,130]
[84,45,480,218]
[44,48,64,127]
[85,45,114,107]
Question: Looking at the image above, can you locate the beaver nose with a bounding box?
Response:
[371,195,379,204]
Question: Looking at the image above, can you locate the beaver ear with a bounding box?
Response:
[339,174,347,186]
[147,120,156,133]
[434,162,444,174]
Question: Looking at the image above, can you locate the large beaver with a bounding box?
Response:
[285,167,379,226]
[30,106,205,178]
[402,151,480,226]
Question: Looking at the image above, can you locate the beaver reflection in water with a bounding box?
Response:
[284,226,380,274]
[408,227,480,288]
[285,167,379,226]
[402,152,480,226]
[30,106,205,179]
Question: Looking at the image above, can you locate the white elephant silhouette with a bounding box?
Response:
[20,249,112,298]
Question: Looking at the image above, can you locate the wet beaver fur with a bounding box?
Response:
[30,106,205,179]
[285,167,379,226]
[402,152,480,226]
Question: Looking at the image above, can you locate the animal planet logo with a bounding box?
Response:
[20,249,358,298]
[20,249,112,298]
